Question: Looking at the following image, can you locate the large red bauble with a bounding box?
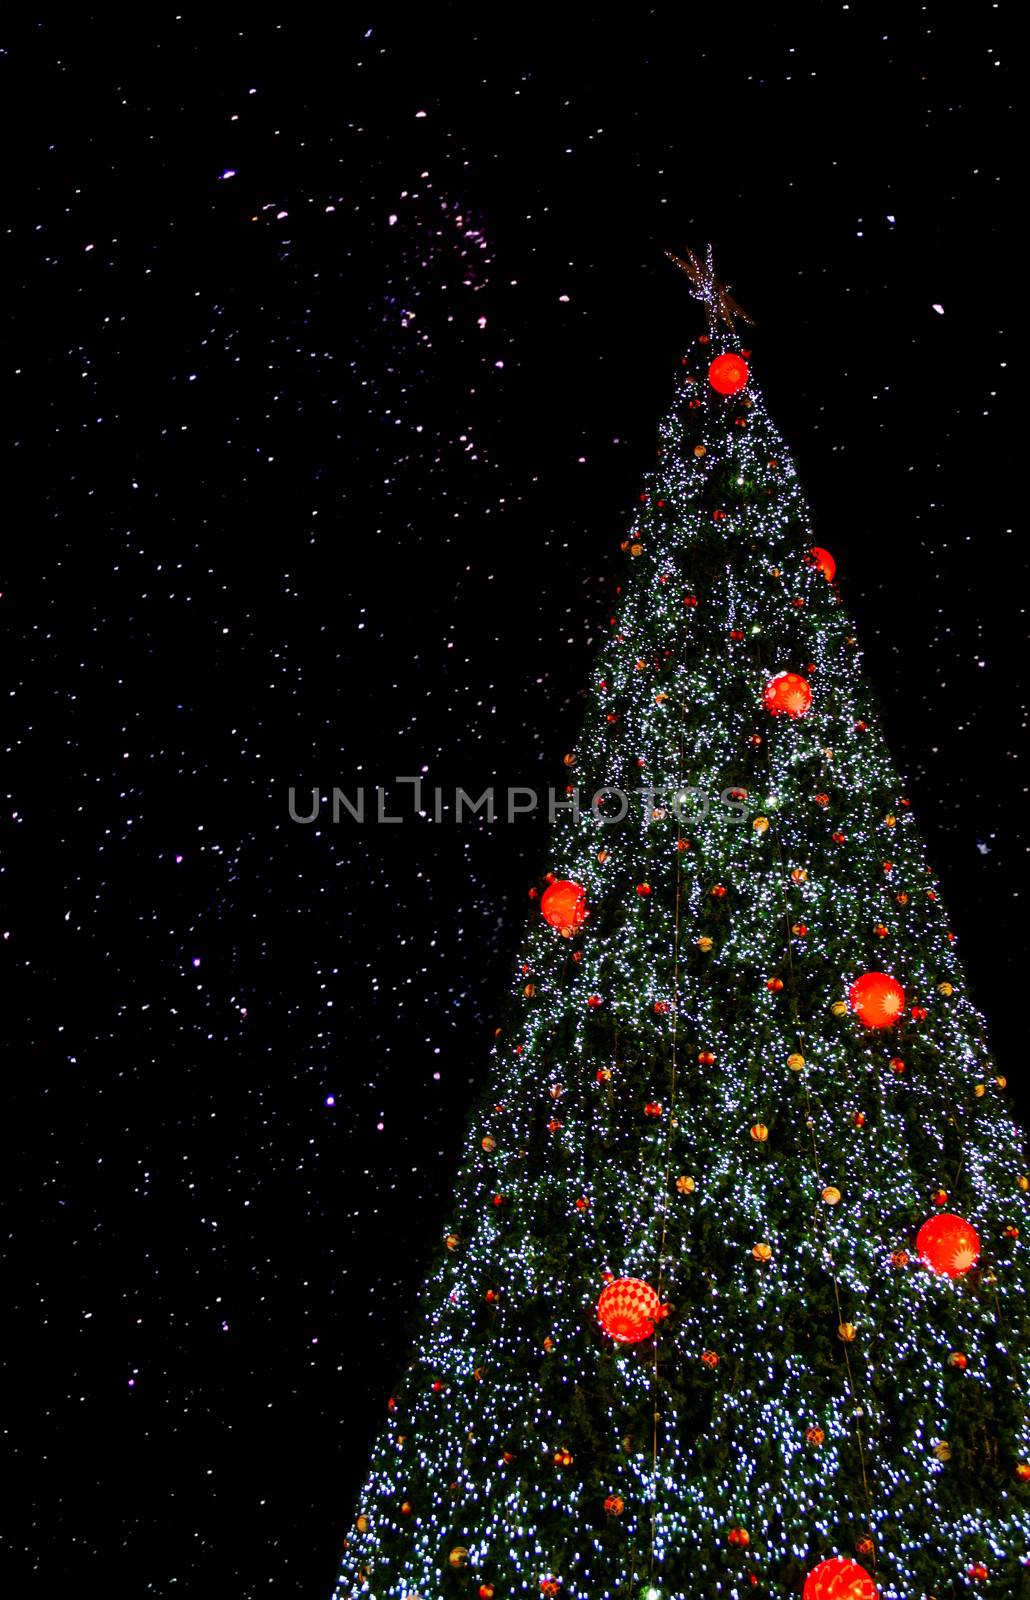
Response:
[763,672,813,718]
[597,1277,663,1344]
[916,1213,980,1278]
[708,353,750,395]
[810,546,836,582]
[540,879,587,935]
[848,972,905,1028]
[802,1557,879,1600]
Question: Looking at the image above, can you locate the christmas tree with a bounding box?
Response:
[334,252,1030,1600]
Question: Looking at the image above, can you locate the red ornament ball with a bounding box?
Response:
[708,352,750,395]
[916,1213,980,1278]
[763,672,813,718]
[802,1557,879,1600]
[597,1277,666,1344]
[540,879,587,935]
[849,972,905,1029]
[809,546,837,582]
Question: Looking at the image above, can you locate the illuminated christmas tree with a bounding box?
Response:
[334,251,1030,1600]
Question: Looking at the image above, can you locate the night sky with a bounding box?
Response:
[3,11,1024,1596]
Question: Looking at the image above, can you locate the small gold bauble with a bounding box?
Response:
[933,1441,952,1462]
[884,814,897,828]
[750,1123,769,1143]
[752,1242,773,1262]
[821,1186,842,1206]
[693,445,707,457]
[787,1052,805,1071]
[696,936,714,952]
[630,543,643,557]
[675,1175,696,1194]
[448,1548,469,1568]
[974,1085,986,1098]
[805,1426,825,1447]
[445,1234,460,1250]
[831,1000,848,1017]
[996,1076,1008,1089]
[356,1515,368,1533]
[1018,1176,1029,1192]
[938,982,954,997]
[753,816,770,833]
[481,1137,496,1152]
[837,1322,857,1343]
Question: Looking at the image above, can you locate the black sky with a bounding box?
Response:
[2,10,1024,1596]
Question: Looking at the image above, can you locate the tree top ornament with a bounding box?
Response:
[664,243,755,333]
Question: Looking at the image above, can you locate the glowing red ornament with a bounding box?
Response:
[809,546,837,582]
[597,1277,666,1344]
[708,353,750,395]
[802,1557,879,1600]
[763,672,813,718]
[540,879,587,935]
[916,1213,980,1278]
[848,972,905,1029]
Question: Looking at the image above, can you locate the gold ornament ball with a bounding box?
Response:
[805,1426,825,1447]
[821,1186,842,1206]
[933,1441,952,1462]
[831,1001,848,1017]
[449,1548,469,1568]
[1018,1177,1030,1192]
[974,1085,986,1098]
[787,1052,805,1072]
[938,982,954,996]
[752,1242,773,1263]
[675,1175,696,1194]
[837,1322,857,1343]
[481,1136,497,1152]
[630,543,643,557]
[696,936,714,952]
[445,1234,460,1251]
[753,816,770,833]
[996,1076,1008,1089]
[356,1515,369,1533]
[750,1123,769,1143]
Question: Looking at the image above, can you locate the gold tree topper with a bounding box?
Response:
[664,244,755,333]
